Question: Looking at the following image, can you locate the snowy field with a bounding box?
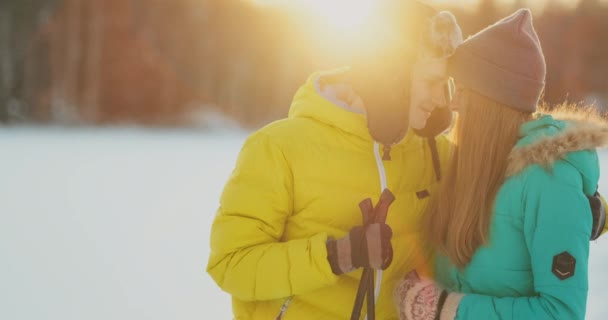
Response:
[0,127,607,320]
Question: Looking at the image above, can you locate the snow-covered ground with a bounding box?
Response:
[0,127,607,320]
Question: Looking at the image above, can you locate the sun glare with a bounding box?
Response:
[252,0,379,32]
[304,0,378,31]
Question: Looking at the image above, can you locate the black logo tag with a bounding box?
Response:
[552,252,576,280]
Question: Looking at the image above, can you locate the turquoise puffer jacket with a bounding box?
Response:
[435,114,607,319]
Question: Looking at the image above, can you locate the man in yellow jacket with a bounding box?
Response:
[207,2,463,319]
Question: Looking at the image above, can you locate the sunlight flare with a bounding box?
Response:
[252,0,379,32]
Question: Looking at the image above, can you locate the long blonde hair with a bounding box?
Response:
[422,89,533,268]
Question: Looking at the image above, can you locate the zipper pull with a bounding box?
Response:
[382,145,392,161]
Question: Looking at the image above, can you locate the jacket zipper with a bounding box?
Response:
[370,142,390,314]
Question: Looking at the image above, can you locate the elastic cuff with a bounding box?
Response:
[326,239,343,275]
[439,293,464,320]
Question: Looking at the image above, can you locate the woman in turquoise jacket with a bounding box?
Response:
[395,9,608,320]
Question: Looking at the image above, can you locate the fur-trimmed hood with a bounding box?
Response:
[506,108,608,194]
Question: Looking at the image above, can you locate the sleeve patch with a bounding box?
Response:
[552,251,576,280]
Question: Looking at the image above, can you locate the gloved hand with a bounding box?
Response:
[589,191,607,240]
[395,271,464,320]
[602,194,608,236]
[326,223,393,275]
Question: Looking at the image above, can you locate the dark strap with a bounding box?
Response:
[434,290,449,320]
[427,137,442,182]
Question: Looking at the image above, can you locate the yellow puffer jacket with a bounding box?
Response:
[207,70,450,319]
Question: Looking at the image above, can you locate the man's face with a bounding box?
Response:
[409,58,450,130]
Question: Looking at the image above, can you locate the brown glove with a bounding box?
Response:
[326,190,395,275]
[326,223,393,275]
[589,191,607,240]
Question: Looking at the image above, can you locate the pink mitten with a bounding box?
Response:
[395,271,464,320]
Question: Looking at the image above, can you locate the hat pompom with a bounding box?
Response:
[430,11,463,58]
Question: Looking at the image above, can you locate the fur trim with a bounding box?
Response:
[319,82,365,114]
[430,11,463,58]
[506,107,608,177]
[313,69,366,114]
